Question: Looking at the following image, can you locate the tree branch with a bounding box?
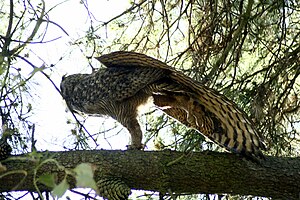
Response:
[0,150,299,199]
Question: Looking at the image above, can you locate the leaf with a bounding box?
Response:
[38,174,56,188]
[52,179,69,198]
[73,163,97,190]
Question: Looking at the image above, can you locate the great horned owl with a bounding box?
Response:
[60,51,266,159]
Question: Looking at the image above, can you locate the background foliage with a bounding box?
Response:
[0,0,299,199]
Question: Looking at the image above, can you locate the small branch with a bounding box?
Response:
[208,0,254,79]
[10,0,46,56]
[101,0,147,26]
[1,0,14,55]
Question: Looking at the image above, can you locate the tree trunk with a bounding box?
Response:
[0,150,299,199]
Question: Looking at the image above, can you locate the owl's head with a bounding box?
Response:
[60,74,86,100]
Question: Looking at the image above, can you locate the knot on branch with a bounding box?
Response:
[0,137,12,161]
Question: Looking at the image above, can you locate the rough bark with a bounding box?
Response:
[0,150,299,199]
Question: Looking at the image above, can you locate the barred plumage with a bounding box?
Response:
[60,51,266,159]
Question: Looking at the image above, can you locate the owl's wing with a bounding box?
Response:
[96,51,266,159]
[92,67,166,102]
[160,107,251,155]
[162,107,222,146]
[96,51,172,70]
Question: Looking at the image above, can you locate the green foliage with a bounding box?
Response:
[38,174,56,188]
[0,0,49,154]
[52,179,69,198]
[73,163,97,190]
[48,163,97,198]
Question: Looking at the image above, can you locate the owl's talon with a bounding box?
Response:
[126,144,145,150]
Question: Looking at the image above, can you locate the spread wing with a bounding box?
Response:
[96,51,266,159]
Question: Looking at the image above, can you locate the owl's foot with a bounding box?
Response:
[126,143,145,150]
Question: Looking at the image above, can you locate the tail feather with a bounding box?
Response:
[154,91,266,159]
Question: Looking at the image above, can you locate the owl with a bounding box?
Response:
[60,51,266,159]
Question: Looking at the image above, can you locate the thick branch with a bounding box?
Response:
[0,150,299,199]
